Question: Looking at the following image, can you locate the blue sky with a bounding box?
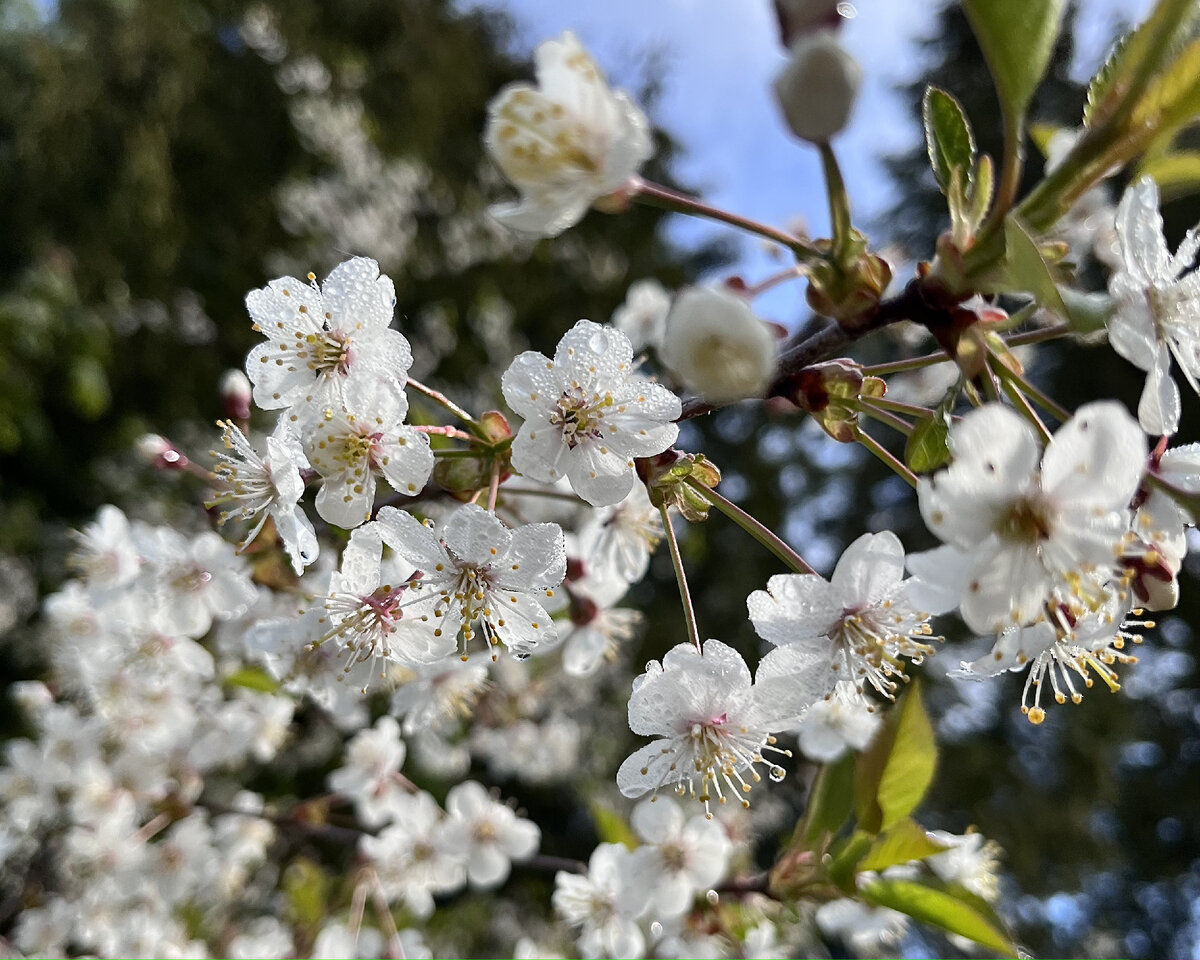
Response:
[460,0,1154,327]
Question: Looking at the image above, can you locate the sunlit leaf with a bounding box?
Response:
[801,753,856,847]
[876,683,937,831]
[1138,149,1200,200]
[858,817,949,873]
[905,409,951,475]
[923,86,975,196]
[963,0,1066,121]
[861,877,1018,956]
[225,665,280,693]
[1085,0,1198,126]
[854,683,938,833]
[1002,216,1070,317]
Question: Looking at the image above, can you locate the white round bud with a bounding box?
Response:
[659,287,777,404]
[773,31,862,144]
[219,368,253,420]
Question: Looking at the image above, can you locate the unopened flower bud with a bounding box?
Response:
[219,368,253,421]
[136,432,189,470]
[773,31,862,144]
[660,287,777,403]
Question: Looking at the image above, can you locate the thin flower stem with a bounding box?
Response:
[990,358,1072,423]
[659,503,703,654]
[857,401,915,437]
[413,424,477,443]
[634,179,820,262]
[998,369,1053,444]
[486,460,501,513]
[684,477,817,576]
[863,396,937,419]
[348,876,368,945]
[1004,323,1070,347]
[744,265,806,299]
[367,868,405,960]
[499,485,587,503]
[856,429,918,489]
[406,377,479,428]
[862,350,953,376]
[526,854,587,874]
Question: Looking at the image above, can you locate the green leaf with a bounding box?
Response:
[1138,149,1200,200]
[905,410,951,474]
[827,829,875,892]
[923,86,976,195]
[861,878,1018,956]
[1085,0,1198,127]
[801,753,856,847]
[1028,122,1062,157]
[1002,216,1070,316]
[858,817,949,873]
[1133,38,1200,139]
[225,665,280,693]
[590,802,638,849]
[967,154,995,229]
[876,683,937,831]
[68,356,110,420]
[963,0,1066,122]
[854,683,939,834]
[282,857,329,930]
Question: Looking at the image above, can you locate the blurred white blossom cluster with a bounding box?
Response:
[8,1,1200,956]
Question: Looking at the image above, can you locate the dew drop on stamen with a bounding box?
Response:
[705,889,719,905]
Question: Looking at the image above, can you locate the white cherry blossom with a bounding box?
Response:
[617,639,826,815]
[1108,177,1200,436]
[363,790,466,919]
[926,830,1002,903]
[913,401,1145,634]
[377,503,566,659]
[389,658,490,735]
[502,319,680,506]
[244,256,412,412]
[576,482,664,586]
[484,32,652,237]
[952,592,1149,723]
[626,795,731,918]
[208,419,318,573]
[68,505,140,589]
[318,520,456,674]
[439,780,540,886]
[552,842,646,960]
[303,377,433,529]
[140,528,257,639]
[747,530,936,698]
[327,715,407,828]
[792,680,882,762]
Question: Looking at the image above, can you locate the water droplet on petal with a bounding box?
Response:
[769,765,786,783]
[649,922,663,939]
[705,889,719,905]
[512,651,531,662]
[588,330,610,354]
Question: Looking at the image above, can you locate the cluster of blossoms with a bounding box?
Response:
[8,4,1200,956]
